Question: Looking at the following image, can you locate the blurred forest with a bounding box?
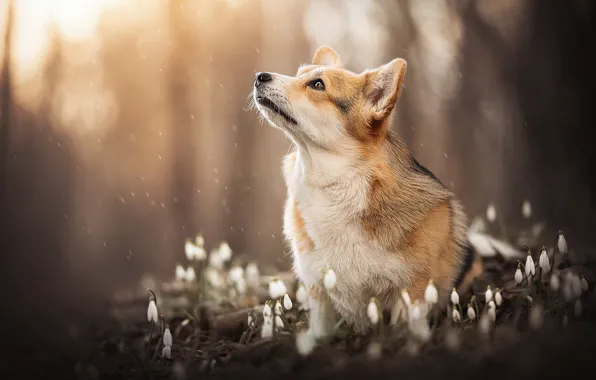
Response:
[1,0,595,341]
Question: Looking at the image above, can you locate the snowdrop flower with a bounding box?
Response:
[410,301,422,320]
[261,319,273,339]
[424,280,438,304]
[162,345,171,359]
[218,242,233,262]
[467,304,476,320]
[283,294,293,310]
[452,307,461,322]
[522,200,532,219]
[184,240,206,261]
[274,301,283,316]
[296,330,316,356]
[323,268,337,291]
[564,272,582,299]
[487,301,496,322]
[245,262,260,289]
[205,267,224,288]
[580,275,589,292]
[147,299,158,323]
[539,248,550,272]
[296,282,308,304]
[479,313,491,335]
[367,297,379,325]
[175,265,186,281]
[550,273,560,292]
[494,289,502,307]
[515,265,523,285]
[275,315,284,330]
[268,278,287,300]
[235,277,247,296]
[195,233,204,247]
[450,288,459,305]
[486,204,497,222]
[185,267,196,282]
[163,326,173,347]
[401,289,411,306]
[228,265,244,284]
[484,285,493,303]
[263,302,272,318]
[525,252,535,277]
[209,249,224,269]
[557,231,567,254]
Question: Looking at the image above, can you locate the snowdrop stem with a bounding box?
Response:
[150,337,163,370]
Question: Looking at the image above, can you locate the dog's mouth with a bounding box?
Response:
[256,96,297,125]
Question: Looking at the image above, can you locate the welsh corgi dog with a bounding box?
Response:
[252,46,482,338]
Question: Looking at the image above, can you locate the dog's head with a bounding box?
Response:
[252,46,407,154]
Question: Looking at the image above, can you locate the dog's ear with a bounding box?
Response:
[363,58,407,122]
[312,46,342,67]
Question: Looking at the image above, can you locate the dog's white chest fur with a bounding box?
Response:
[283,154,411,332]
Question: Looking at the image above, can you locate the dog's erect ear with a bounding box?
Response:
[312,46,342,67]
[364,58,407,122]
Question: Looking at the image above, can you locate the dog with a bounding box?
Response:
[252,46,483,338]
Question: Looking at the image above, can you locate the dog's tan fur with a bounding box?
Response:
[253,46,476,337]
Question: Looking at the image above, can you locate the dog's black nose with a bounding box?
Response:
[254,72,273,87]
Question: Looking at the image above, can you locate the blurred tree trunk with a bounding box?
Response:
[168,0,197,248]
[0,0,13,213]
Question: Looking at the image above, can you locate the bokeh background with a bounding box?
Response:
[1,0,595,341]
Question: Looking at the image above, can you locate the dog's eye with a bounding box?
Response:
[308,79,325,91]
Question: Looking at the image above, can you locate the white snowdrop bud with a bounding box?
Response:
[228,266,244,284]
[274,301,283,316]
[175,265,186,281]
[529,304,544,329]
[557,231,567,254]
[147,300,158,323]
[261,318,273,339]
[162,345,171,359]
[410,301,422,320]
[488,306,496,322]
[184,240,196,261]
[209,249,223,269]
[488,300,496,310]
[479,313,491,335]
[525,253,535,276]
[245,262,260,289]
[275,315,284,330]
[263,303,272,318]
[485,285,493,303]
[467,305,476,320]
[574,300,582,317]
[283,294,293,310]
[163,327,173,347]
[268,278,287,300]
[550,273,560,291]
[401,289,411,306]
[367,297,380,325]
[185,267,196,282]
[450,288,459,305]
[494,289,502,307]
[323,268,337,291]
[424,280,438,304]
[296,282,308,304]
[452,307,461,322]
[218,242,233,262]
[235,277,247,296]
[194,233,204,247]
[515,266,523,285]
[580,275,589,292]
[539,249,550,272]
[486,204,497,222]
[295,330,316,356]
[522,200,532,219]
